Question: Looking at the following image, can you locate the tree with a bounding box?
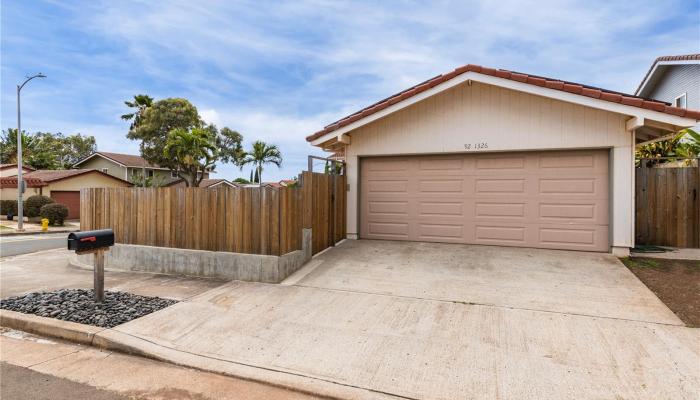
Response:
[636,128,699,166]
[127,98,201,170]
[37,132,96,169]
[163,127,217,187]
[0,129,39,165]
[0,129,95,170]
[121,94,154,130]
[239,141,282,185]
[216,127,245,165]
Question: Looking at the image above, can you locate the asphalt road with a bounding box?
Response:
[1,363,129,400]
[0,233,67,257]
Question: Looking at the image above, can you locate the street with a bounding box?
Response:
[0,328,318,400]
[0,233,67,257]
[1,363,129,400]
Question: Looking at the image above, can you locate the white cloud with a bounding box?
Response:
[3,0,699,182]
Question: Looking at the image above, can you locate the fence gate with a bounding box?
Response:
[635,164,700,248]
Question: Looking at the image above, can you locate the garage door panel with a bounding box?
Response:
[361,149,609,251]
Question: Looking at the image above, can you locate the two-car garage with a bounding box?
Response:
[360,149,609,252]
[307,64,700,255]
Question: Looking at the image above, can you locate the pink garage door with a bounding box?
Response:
[360,149,609,252]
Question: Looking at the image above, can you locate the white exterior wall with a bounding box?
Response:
[344,81,634,251]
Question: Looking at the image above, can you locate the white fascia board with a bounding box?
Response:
[73,153,126,168]
[635,60,700,96]
[311,71,698,146]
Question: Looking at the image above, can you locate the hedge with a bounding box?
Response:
[1,200,18,216]
[24,195,55,218]
[40,203,69,226]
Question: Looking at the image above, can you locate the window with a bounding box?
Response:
[147,170,154,178]
[171,170,179,178]
[101,168,109,173]
[675,93,687,109]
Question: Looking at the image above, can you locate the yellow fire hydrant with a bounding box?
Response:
[41,218,49,231]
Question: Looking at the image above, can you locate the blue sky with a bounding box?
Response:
[2,0,699,181]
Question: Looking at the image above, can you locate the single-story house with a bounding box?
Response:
[165,178,235,188]
[73,151,209,186]
[307,64,700,256]
[0,169,132,219]
[0,163,34,177]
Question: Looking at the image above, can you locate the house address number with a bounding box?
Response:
[464,142,488,150]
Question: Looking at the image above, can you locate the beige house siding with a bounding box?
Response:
[344,81,634,251]
[43,172,131,196]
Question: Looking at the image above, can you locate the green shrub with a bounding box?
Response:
[40,203,69,226]
[24,195,54,218]
[1,200,18,216]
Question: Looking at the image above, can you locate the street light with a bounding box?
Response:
[16,73,46,232]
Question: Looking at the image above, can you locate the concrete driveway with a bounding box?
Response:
[295,240,682,324]
[103,240,698,399]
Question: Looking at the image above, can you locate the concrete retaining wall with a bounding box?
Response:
[71,229,313,284]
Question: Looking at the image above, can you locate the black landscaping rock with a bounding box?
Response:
[0,289,177,328]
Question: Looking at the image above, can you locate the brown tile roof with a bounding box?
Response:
[635,53,700,95]
[165,178,230,188]
[24,169,96,182]
[91,152,159,168]
[199,179,228,188]
[307,63,700,142]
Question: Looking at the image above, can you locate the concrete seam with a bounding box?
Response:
[293,283,686,327]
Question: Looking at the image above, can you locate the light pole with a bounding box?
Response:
[16,73,46,232]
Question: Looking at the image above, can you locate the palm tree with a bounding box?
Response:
[239,141,282,185]
[121,94,154,129]
[163,127,217,187]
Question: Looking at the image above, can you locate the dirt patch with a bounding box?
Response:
[621,257,700,327]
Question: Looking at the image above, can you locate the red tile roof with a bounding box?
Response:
[0,176,47,188]
[635,53,700,95]
[307,63,700,142]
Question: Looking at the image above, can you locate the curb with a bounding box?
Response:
[0,309,104,345]
[0,229,78,237]
[0,309,401,400]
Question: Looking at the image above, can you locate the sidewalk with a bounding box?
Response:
[0,219,79,236]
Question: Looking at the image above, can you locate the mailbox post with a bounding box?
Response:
[68,229,115,303]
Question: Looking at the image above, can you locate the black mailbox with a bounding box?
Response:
[67,229,115,252]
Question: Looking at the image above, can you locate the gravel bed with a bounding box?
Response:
[0,289,177,328]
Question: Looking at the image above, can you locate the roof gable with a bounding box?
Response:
[636,54,700,97]
[74,151,165,169]
[308,63,700,145]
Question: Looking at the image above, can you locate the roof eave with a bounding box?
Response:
[310,70,699,147]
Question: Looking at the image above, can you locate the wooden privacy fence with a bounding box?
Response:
[635,164,700,248]
[81,172,346,256]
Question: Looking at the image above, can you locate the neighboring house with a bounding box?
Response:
[307,63,699,256]
[73,151,208,186]
[0,169,132,219]
[636,54,700,110]
[0,163,34,177]
[165,178,234,188]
